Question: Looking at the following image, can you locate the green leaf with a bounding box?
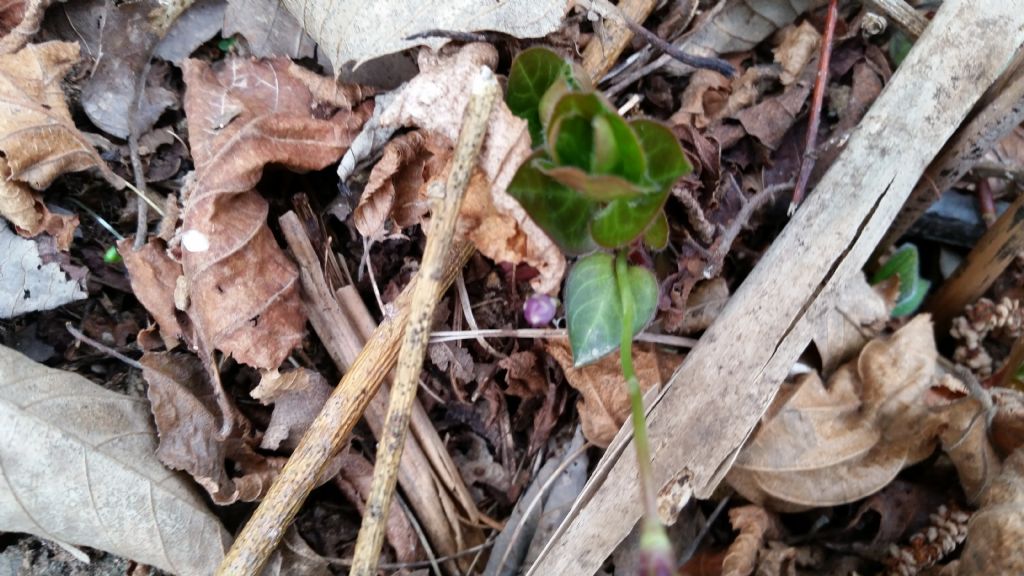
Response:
[540,163,646,202]
[565,253,658,366]
[548,93,646,182]
[103,245,122,264]
[889,31,913,67]
[507,47,574,147]
[871,244,929,317]
[506,155,597,254]
[590,187,669,248]
[642,210,669,251]
[551,114,594,171]
[591,115,620,174]
[630,119,691,188]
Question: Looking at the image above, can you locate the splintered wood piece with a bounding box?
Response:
[279,211,483,568]
[527,2,1024,574]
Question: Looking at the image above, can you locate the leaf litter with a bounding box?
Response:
[3,0,1024,574]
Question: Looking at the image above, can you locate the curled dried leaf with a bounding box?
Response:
[354,130,448,238]
[0,41,117,189]
[182,57,370,369]
[252,368,332,451]
[379,43,564,293]
[119,238,186,349]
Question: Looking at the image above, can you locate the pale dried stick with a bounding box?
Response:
[863,0,928,38]
[349,67,500,576]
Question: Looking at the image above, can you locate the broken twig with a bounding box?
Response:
[349,66,500,576]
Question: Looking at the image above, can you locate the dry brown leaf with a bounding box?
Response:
[678,278,730,334]
[77,0,179,139]
[119,238,186,349]
[957,448,1024,575]
[335,450,421,563]
[545,339,664,447]
[733,63,814,150]
[500,349,548,398]
[141,351,265,504]
[991,387,1024,457]
[354,130,448,238]
[379,43,564,294]
[251,368,332,451]
[773,21,820,86]
[0,156,36,230]
[728,317,944,511]
[428,341,475,384]
[222,0,315,59]
[671,69,733,129]
[722,505,782,576]
[937,396,1000,503]
[812,273,890,376]
[181,57,371,369]
[0,0,26,34]
[0,41,117,189]
[0,345,231,574]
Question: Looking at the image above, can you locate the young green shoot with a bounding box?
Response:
[506,47,691,574]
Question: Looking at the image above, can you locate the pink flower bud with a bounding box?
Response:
[523,294,557,327]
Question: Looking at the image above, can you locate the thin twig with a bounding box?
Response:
[65,323,144,370]
[617,15,735,77]
[394,494,443,576]
[129,58,155,250]
[578,0,734,78]
[323,539,496,570]
[428,328,698,349]
[677,493,731,565]
[455,272,507,358]
[349,67,500,576]
[789,0,839,213]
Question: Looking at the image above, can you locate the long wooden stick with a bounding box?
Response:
[348,67,499,576]
[217,250,474,576]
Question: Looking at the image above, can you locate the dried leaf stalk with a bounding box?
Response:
[349,65,499,576]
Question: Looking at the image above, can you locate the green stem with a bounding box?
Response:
[614,251,660,526]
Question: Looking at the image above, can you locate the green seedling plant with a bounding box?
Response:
[506,47,692,575]
[871,244,930,317]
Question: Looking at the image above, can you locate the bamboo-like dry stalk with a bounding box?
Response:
[348,65,499,576]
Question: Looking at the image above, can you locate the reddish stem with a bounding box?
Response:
[976,177,997,227]
[789,0,839,213]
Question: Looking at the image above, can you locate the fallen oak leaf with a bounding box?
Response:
[118,237,186,349]
[956,447,1024,575]
[181,57,371,369]
[142,351,263,504]
[378,43,564,294]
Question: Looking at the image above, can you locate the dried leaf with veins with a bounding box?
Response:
[545,339,669,447]
[379,43,564,294]
[118,237,186,349]
[728,316,995,511]
[251,368,332,451]
[354,130,448,238]
[141,351,264,504]
[773,21,820,86]
[0,345,231,574]
[0,41,119,189]
[181,57,371,369]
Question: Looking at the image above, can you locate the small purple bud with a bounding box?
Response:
[523,294,558,327]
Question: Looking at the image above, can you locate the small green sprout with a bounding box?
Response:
[103,245,122,264]
[871,244,930,317]
[506,47,692,574]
